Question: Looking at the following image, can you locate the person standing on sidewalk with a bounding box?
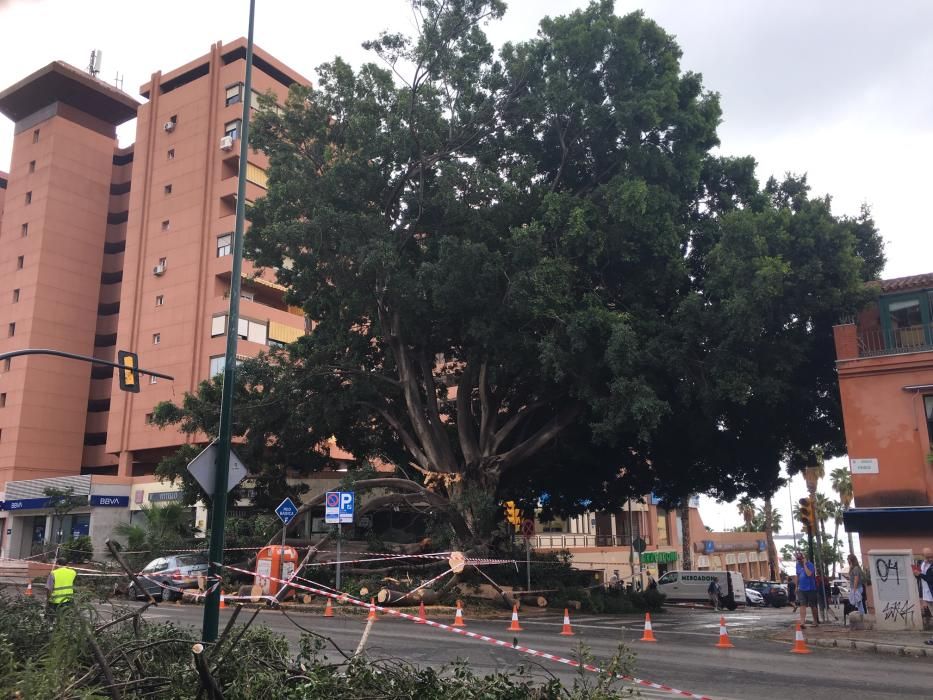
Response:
[787,577,798,612]
[45,558,77,621]
[848,554,866,614]
[707,578,722,610]
[795,551,819,627]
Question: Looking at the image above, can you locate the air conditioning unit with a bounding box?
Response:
[219,135,234,151]
[163,121,175,132]
[152,264,166,276]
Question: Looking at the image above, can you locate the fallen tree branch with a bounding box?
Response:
[192,643,224,700]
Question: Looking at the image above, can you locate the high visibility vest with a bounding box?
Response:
[49,567,77,604]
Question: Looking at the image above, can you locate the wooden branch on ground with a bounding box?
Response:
[106,539,159,606]
[376,587,439,606]
[192,643,224,700]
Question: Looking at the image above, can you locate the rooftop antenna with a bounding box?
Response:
[88,49,102,77]
[113,72,124,91]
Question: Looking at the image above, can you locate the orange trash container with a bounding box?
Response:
[255,545,299,597]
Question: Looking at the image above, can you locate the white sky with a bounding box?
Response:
[1,0,926,535]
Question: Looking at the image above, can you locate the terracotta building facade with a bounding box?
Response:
[0,41,310,560]
[835,273,933,561]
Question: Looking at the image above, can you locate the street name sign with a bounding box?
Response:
[275,497,299,525]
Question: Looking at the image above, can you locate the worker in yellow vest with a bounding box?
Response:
[46,560,77,616]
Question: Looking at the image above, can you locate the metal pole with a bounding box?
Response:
[202,0,256,643]
[525,537,531,591]
[628,500,635,587]
[281,523,287,586]
[335,523,342,591]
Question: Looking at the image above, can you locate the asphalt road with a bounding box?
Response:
[102,602,933,699]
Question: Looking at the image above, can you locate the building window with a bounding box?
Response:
[25,191,32,204]
[225,83,243,107]
[217,233,232,257]
[21,223,28,237]
[926,395,933,446]
[2,358,10,372]
[149,375,158,385]
[881,293,933,349]
[32,129,40,143]
[168,115,178,126]
[17,256,24,269]
[8,323,15,338]
[158,257,167,267]
[28,160,36,173]
[656,508,670,546]
[0,393,6,407]
[238,317,268,344]
[224,119,241,140]
[161,220,170,231]
[145,413,154,424]
[155,294,164,306]
[164,184,172,195]
[167,148,175,160]
[153,333,161,345]
[210,355,226,377]
[12,289,20,303]
[211,315,226,337]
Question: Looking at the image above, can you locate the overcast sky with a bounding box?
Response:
[1,0,928,537]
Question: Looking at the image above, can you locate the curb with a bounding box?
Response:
[808,636,931,658]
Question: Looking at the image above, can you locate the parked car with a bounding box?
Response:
[656,570,746,610]
[746,580,789,608]
[745,587,766,607]
[127,553,209,601]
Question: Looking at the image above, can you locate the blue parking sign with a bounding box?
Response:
[338,491,354,524]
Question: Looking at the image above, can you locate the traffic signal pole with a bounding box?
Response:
[202,0,256,643]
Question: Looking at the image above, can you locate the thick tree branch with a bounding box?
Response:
[491,399,548,453]
[498,404,582,472]
[368,403,431,471]
[455,362,481,466]
[418,349,458,468]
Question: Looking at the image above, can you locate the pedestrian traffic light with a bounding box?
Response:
[504,501,521,527]
[117,350,140,393]
[798,497,814,533]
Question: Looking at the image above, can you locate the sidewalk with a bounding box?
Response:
[770,612,933,658]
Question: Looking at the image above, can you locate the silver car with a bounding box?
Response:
[127,553,209,601]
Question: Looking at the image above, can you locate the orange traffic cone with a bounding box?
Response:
[324,598,334,617]
[790,623,810,654]
[715,615,734,648]
[416,600,428,624]
[560,608,575,636]
[219,592,227,609]
[452,600,466,627]
[367,598,377,621]
[25,582,33,597]
[639,612,657,642]
[507,603,523,632]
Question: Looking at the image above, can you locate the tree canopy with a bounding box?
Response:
[152,0,884,545]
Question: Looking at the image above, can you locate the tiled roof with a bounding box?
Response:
[877,272,933,293]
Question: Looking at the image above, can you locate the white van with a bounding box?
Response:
[655,570,746,610]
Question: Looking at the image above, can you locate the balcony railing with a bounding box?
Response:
[857,324,933,357]
[517,534,644,549]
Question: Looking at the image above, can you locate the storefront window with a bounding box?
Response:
[656,508,670,546]
[925,395,933,445]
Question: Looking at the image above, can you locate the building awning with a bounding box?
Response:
[843,506,933,533]
[268,320,303,344]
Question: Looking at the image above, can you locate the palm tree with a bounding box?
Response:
[830,467,854,555]
[762,495,780,580]
[114,503,199,567]
[813,492,833,544]
[737,496,756,530]
[830,500,845,577]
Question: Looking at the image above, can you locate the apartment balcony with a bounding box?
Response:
[856,324,933,357]
[518,533,644,549]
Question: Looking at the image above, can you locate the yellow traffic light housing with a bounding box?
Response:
[118,350,140,393]
[504,501,521,528]
[797,497,813,533]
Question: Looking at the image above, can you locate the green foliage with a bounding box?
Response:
[0,594,638,699]
[112,503,200,568]
[60,535,93,564]
[149,0,885,545]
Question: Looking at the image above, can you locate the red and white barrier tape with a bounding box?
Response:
[218,563,712,700]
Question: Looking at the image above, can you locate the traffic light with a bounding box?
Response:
[118,350,140,393]
[797,497,814,533]
[504,501,521,528]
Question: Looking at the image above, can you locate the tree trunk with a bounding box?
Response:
[763,495,778,581]
[832,519,841,577]
[376,588,439,606]
[680,504,693,571]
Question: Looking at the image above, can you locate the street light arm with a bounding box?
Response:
[0,348,173,380]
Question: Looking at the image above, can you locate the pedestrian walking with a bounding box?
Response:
[647,574,658,591]
[787,577,798,612]
[795,551,820,627]
[847,554,867,615]
[707,577,722,610]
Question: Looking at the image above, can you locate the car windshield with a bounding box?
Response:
[175,554,207,568]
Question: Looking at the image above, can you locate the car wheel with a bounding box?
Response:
[165,588,181,602]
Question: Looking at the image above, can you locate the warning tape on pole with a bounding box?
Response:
[218,563,712,700]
